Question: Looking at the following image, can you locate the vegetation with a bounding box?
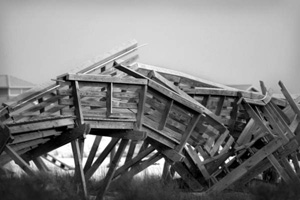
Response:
[1,172,300,200]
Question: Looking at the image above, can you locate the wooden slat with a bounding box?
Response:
[175,113,202,153]
[12,130,61,144]
[136,85,147,129]
[90,129,147,141]
[21,124,90,161]
[8,118,75,134]
[67,74,147,85]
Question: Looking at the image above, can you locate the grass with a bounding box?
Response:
[1,172,300,200]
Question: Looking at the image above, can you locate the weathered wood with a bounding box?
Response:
[32,156,49,172]
[22,124,90,161]
[125,140,137,163]
[206,138,284,194]
[71,139,88,199]
[12,130,61,144]
[8,117,75,134]
[136,85,147,129]
[279,81,300,118]
[67,74,147,85]
[85,138,120,180]
[5,145,36,176]
[89,129,147,140]
[0,122,13,155]
[96,139,129,200]
[106,82,113,117]
[267,154,291,182]
[172,162,204,191]
[83,136,102,173]
[175,113,202,153]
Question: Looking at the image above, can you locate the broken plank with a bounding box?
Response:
[67,74,147,85]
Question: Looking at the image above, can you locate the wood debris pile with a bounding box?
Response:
[1,40,300,199]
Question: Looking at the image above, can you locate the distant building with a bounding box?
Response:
[0,75,35,103]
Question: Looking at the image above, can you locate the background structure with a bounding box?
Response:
[1,0,299,93]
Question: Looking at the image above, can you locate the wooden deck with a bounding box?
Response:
[1,40,300,200]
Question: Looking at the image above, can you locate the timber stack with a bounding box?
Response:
[1,40,300,200]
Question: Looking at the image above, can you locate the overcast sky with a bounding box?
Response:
[1,0,299,93]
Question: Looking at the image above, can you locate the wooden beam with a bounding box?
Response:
[158,99,173,130]
[206,137,284,194]
[279,81,300,118]
[175,113,202,153]
[83,136,102,173]
[96,139,129,200]
[67,74,147,85]
[172,162,204,191]
[71,139,88,199]
[32,157,49,172]
[136,85,147,129]
[85,138,120,180]
[22,124,90,161]
[4,145,35,176]
[267,154,291,182]
[125,140,137,163]
[0,122,13,155]
[89,129,147,140]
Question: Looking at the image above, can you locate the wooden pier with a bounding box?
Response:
[1,40,300,199]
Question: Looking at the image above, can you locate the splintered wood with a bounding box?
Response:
[1,40,299,199]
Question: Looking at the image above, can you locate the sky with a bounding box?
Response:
[0,0,299,93]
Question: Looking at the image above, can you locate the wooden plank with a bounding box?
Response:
[21,124,90,161]
[8,118,75,134]
[175,113,202,153]
[32,156,49,172]
[118,152,163,181]
[267,154,291,182]
[90,129,147,141]
[235,138,299,186]
[235,119,255,147]
[87,120,134,129]
[83,136,102,173]
[185,145,210,180]
[206,138,284,194]
[106,82,113,117]
[279,81,300,118]
[209,130,229,156]
[215,96,225,116]
[96,139,129,200]
[67,74,147,85]
[280,157,300,183]
[75,40,138,74]
[0,122,13,155]
[136,85,147,129]
[4,145,36,176]
[85,138,120,180]
[71,139,87,199]
[125,140,137,163]
[72,81,84,125]
[172,162,204,191]
[12,130,61,144]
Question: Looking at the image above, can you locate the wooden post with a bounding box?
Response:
[84,136,102,173]
[71,140,88,199]
[85,138,120,180]
[5,145,35,176]
[96,139,129,200]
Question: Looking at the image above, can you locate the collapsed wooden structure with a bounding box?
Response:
[1,40,300,199]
